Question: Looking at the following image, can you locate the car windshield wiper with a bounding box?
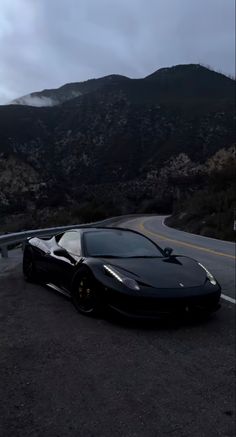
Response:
[91,255,162,258]
[125,255,162,258]
[91,255,126,258]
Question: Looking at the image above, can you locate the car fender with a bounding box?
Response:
[71,260,139,296]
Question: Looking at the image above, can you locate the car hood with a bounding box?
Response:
[102,256,207,289]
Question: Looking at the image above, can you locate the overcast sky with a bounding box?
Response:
[0,0,235,104]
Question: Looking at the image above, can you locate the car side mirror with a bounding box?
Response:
[163,247,173,257]
[54,248,76,264]
[54,248,67,257]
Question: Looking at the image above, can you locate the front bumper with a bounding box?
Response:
[107,286,221,319]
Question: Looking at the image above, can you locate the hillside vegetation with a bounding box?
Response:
[166,155,236,241]
[0,64,235,239]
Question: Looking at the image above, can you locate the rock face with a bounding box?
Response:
[0,64,235,230]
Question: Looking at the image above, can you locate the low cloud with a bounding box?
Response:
[10,95,55,107]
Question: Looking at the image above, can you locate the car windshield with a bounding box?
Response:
[84,229,163,258]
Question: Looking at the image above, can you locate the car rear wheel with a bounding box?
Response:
[72,269,105,317]
[23,249,37,282]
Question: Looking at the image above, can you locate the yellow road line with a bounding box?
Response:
[138,221,235,260]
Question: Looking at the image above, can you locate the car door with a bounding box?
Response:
[50,231,83,291]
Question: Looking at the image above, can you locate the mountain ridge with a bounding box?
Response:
[9,74,131,107]
[7,64,234,108]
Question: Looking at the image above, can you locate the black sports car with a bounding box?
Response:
[23,227,221,318]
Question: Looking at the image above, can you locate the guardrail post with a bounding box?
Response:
[0,246,8,258]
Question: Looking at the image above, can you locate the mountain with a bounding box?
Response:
[9,64,233,109]
[9,75,130,107]
[0,64,235,237]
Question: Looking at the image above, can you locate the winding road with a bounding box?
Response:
[0,215,235,437]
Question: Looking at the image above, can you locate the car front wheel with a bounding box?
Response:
[72,269,105,317]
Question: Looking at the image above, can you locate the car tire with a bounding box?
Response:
[72,268,105,317]
[23,248,38,282]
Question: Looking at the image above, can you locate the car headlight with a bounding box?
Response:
[198,263,217,285]
[104,264,140,291]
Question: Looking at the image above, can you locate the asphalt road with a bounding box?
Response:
[0,216,235,437]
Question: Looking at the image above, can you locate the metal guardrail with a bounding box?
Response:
[0,216,124,258]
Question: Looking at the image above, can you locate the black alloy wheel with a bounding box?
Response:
[72,270,104,316]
